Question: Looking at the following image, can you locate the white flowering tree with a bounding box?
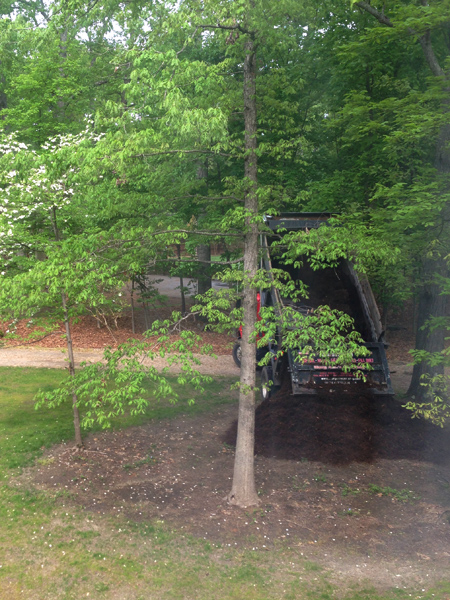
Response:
[0,128,122,445]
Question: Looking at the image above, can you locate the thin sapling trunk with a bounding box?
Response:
[51,206,83,447]
[61,292,83,448]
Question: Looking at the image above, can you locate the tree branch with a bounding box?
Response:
[355,1,447,79]
[166,194,243,203]
[177,26,200,55]
[131,149,232,158]
[417,30,447,78]
[152,257,243,265]
[354,2,394,27]
[141,228,243,238]
[13,0,49,23]
[199,23,250,34]
[2,330,60,347]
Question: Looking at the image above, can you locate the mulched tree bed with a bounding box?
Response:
[224,385,450,466]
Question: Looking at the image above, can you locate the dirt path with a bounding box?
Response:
[0,274,418,392]
[0,346,238,376]
[0,346,413,393]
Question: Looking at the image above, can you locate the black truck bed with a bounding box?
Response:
[262,213,394,395]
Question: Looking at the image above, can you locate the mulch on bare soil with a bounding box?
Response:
[224,386,450,466]
[19,385,450,589]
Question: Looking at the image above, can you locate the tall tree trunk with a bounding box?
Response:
[408,119,450,398]
[227,35,260,508]
[196,244,212,296]
[408,256,447,397]
[142,300,150,331]
[354,2,450,399]
[131,277,136,334]
[0,60,7,121]
[196,160,212,297]
[57,27,68,122]
[177,244,187,315]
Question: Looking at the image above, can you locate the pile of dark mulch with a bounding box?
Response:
[224,385,450,465]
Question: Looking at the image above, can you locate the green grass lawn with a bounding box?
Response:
[0,366,449,600]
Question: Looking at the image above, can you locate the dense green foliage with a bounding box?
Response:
[0,0,449,470]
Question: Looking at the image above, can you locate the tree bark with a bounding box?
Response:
[177,244,187,315]
[196,158,212,299]
[0,60,7,121]
[196,244,212,296]
[227,34,260,508]
[57,27,68,122]
[409,113,450,399]
[131,278,136,334]
[61,292,83,448]
[408,256,447,397]
[50,206,83,447]
[408,117,450,397]
[355,2,450,400]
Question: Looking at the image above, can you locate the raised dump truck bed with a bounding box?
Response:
[261,213,394,396]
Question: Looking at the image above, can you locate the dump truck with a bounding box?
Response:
[239,212,394,398]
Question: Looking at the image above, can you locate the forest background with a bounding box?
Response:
[0,0,449,507]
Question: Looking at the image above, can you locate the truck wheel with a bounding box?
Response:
[232,341,242,368]
[261,366,273,401]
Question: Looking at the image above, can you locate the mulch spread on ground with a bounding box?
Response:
[225,385,450,466]
[19,384,450,588]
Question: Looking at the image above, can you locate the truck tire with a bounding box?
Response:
[232,341,242,368]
